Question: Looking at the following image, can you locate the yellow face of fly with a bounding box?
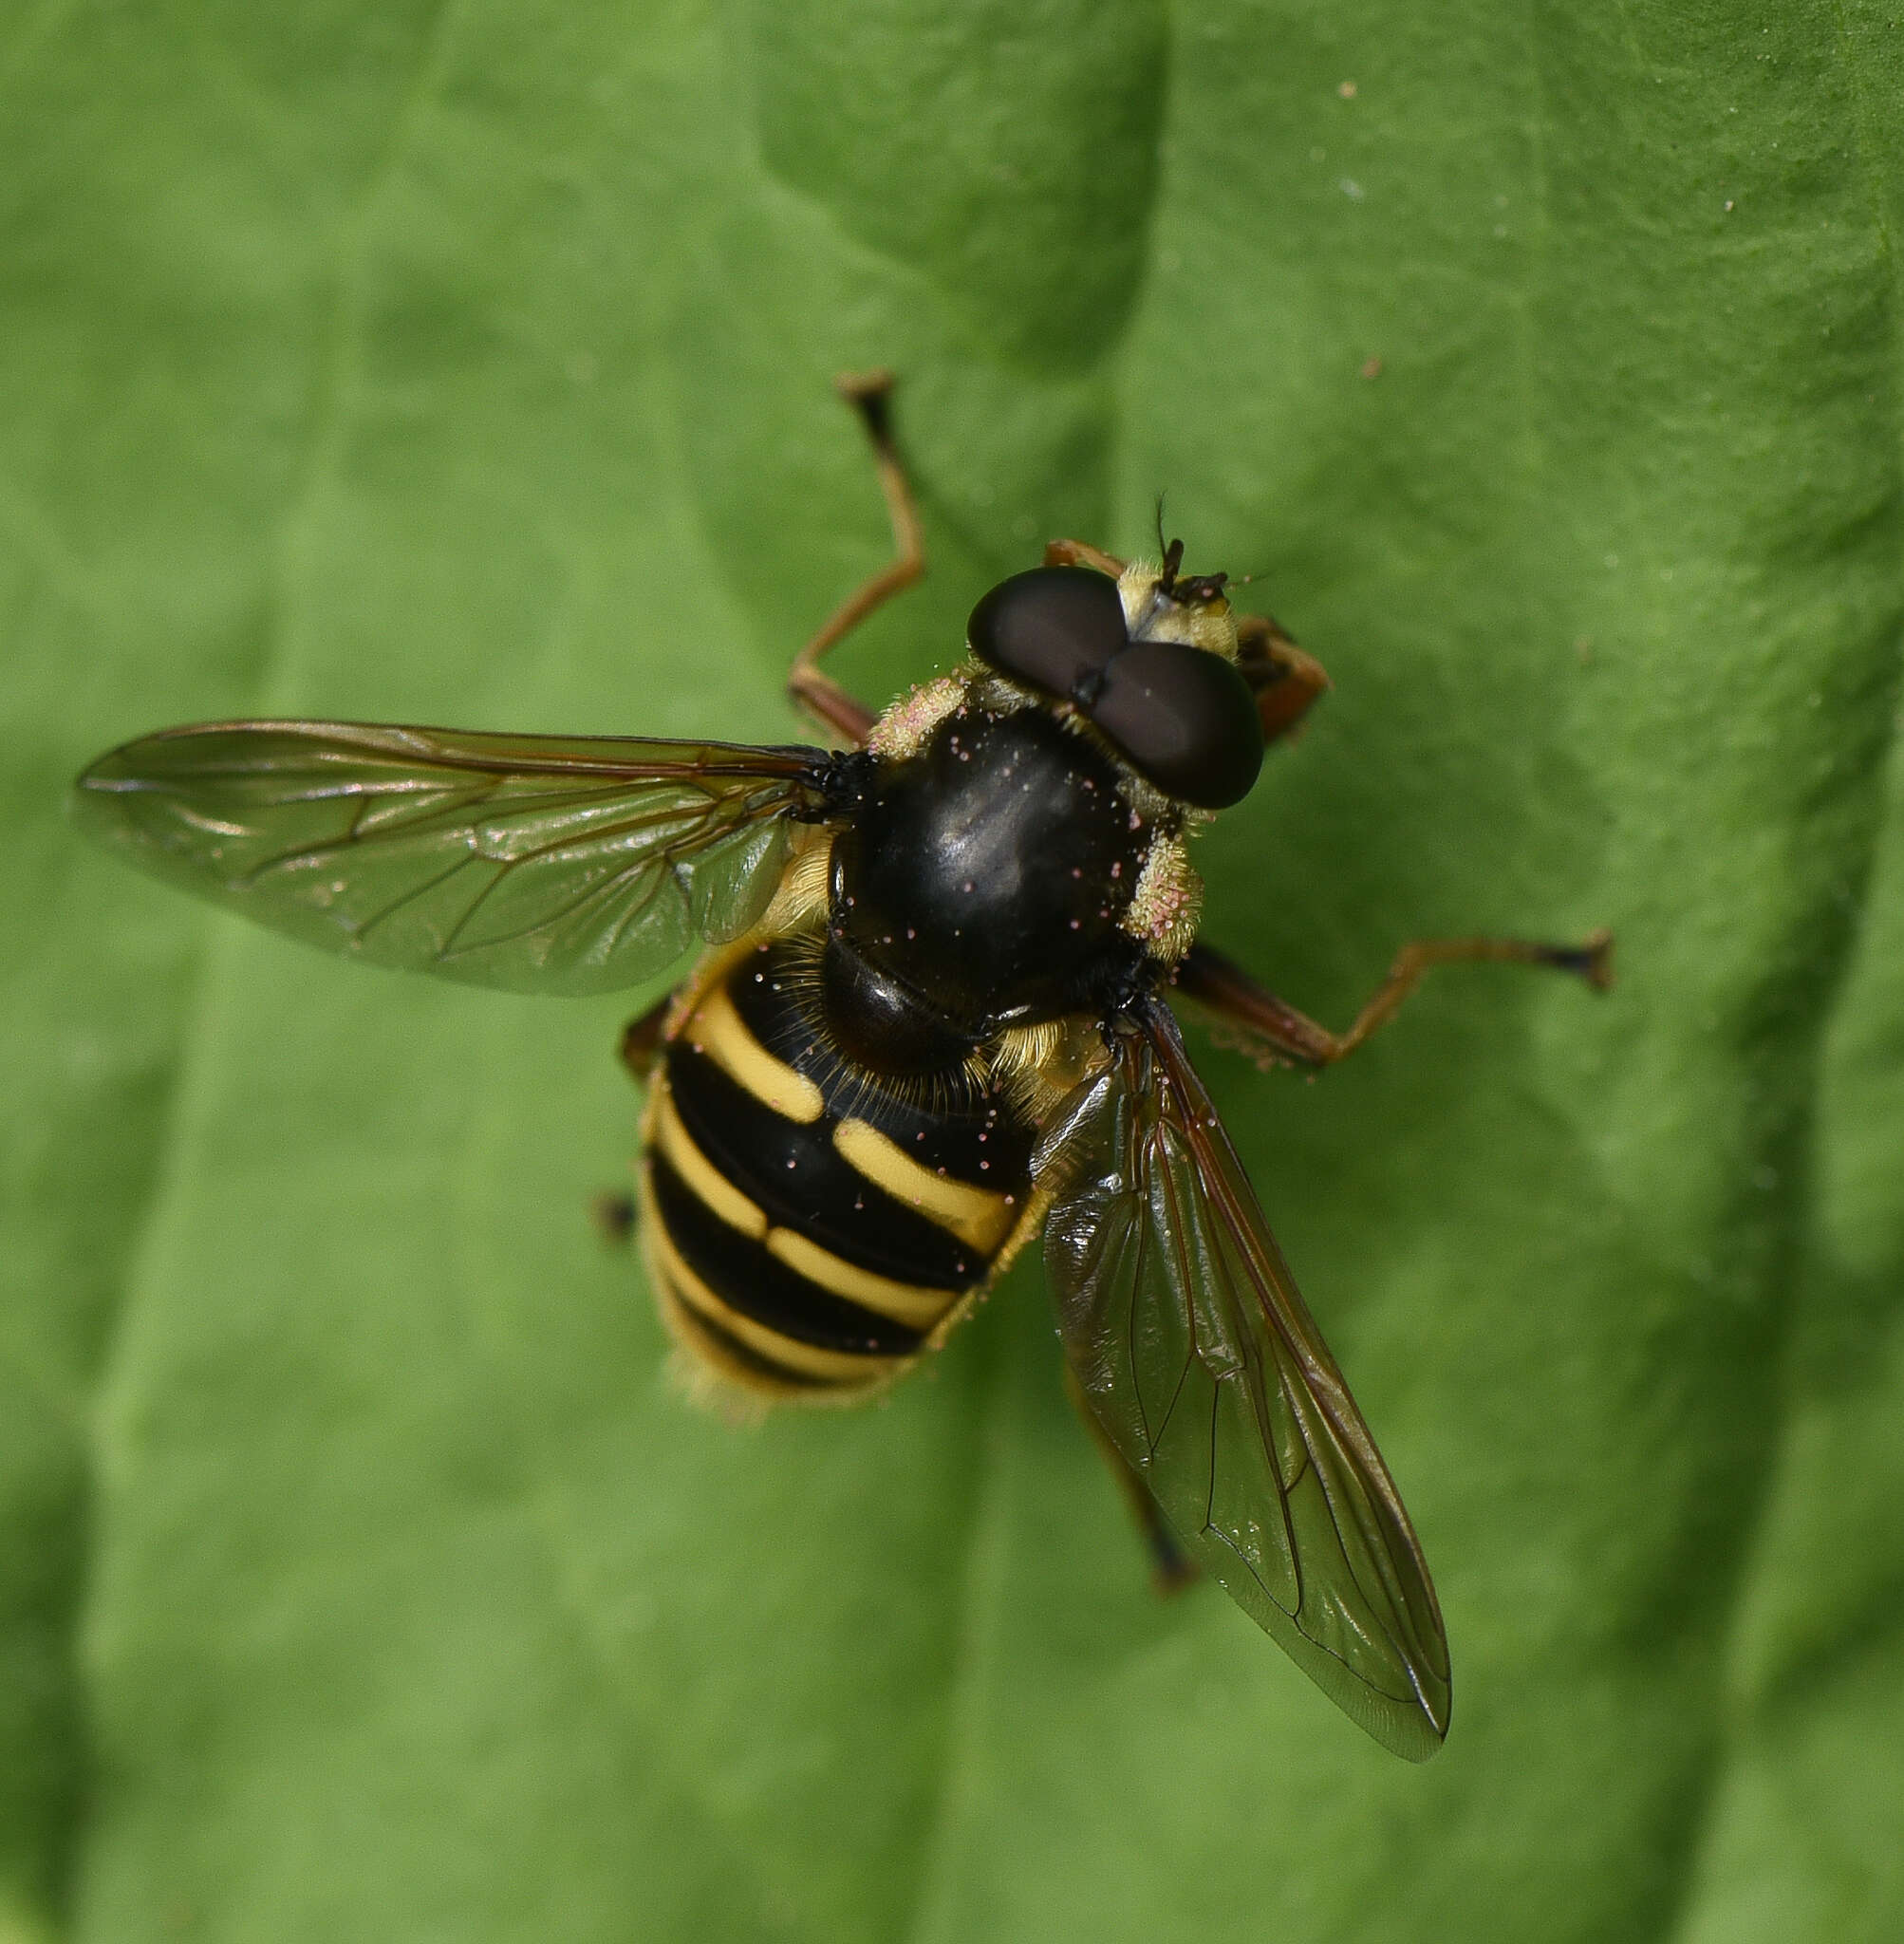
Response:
[1114,557,1241,661]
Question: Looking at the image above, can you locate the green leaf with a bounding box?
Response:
[6,0,1904,1937]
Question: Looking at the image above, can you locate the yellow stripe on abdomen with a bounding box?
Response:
[653,1073,957,1336]
[831,1115,1018,1256]
[763,1229,954,1332]
[647,1209,912,1388]
[681,981,825,1123]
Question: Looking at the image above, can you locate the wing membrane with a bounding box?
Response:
[72,720,833,994]
[1037,995,1450,1760]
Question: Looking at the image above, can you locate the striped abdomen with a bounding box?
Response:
[641,934,1037,1401]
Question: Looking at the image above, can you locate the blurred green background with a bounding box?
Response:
[7,1,1904,1938]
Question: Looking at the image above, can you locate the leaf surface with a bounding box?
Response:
[4,2,1903,1939]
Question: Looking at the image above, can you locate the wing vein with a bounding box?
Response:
[72,723,830,997]
[1038,997,1450,1759]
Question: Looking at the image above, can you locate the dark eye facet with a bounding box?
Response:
[1090,640,1264,809]
[969,563,1263,809]
[967,567,1129,698]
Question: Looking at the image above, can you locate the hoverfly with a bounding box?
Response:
[72,374,1609,1761]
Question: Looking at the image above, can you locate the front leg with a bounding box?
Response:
[1234,614,1332,744]
[1175,929,1613,1070]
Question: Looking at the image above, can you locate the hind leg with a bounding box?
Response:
[1063,1364,1198,1596]
[1174,930,1615,1072]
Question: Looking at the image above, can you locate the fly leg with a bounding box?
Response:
[592,1191,638,1246]
[1043,537,1128,576]
[617,989,674,1084]
[1174,929,1614,1071]
[787,371,925,745]
[595,989,677,1244]
[1235,614,1332,744]
[1062,1364,1199,1596]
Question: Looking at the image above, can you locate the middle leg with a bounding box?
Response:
[1043,537,1128,577]
[618,988,674,1085]
[592,987,679,1243]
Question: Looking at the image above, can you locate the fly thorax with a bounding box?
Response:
[829,705,1155,1038]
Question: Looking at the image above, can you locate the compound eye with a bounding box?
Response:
[967,567,1128,698]
[1090,640,1265,809]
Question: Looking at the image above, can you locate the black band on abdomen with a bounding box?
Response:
[648,1150,926,1358]
[665,1040,980,1289]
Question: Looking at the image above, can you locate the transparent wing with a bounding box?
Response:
[1036,994,1450,1760]
[72,720,834,995]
